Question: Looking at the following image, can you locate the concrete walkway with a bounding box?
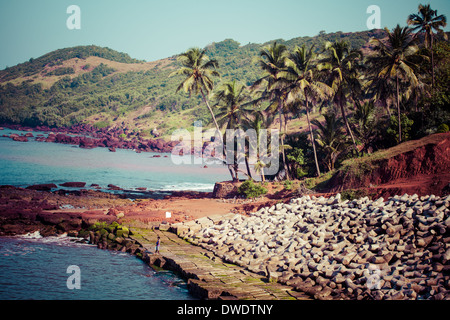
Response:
[127,223,310,300]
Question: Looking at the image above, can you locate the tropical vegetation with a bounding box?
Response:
[170,3,449,183]
[1,4,449,186]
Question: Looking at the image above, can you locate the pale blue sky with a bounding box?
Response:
[0,0,449,69]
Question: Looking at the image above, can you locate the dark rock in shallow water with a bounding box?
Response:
[79,137,97,149]
[26,184,58,191]
[9,134,28,142]
[107,184,122,190]
[60,182,86,188]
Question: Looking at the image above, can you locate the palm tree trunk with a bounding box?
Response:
[200,88,220,132]
[431,33,435,90]
[339,99,358,154]
[245,157,252,179]
[200,88,237,181]
[306,98,321,177]
[236,125,252,180]
[278,98,290,181]
[396,74,402,143]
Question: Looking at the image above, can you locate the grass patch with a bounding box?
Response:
[340,189,375,201]
[302,170,335,191]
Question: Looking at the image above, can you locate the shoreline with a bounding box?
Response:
[0,186,309,300]
[0,123,215,157]
[1,185,448,300]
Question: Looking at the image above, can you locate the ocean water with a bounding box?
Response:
[0,128,230,193]
[0,234,195,300]
[0,128,227,300]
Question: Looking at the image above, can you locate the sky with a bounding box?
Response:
[0,0,449,69]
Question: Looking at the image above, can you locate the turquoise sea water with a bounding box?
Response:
[0,128,230,192]
[0,234,195,300]
[0,128,230,300]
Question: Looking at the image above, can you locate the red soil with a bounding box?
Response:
[327,132,450,198]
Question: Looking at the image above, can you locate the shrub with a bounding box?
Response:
[340,189,374,201]
[437,123,449,133]
[283,180,293,190]
[387,114,414,144]
[93,120,111,129]
[238,180,267,199]
[45,67,75,76]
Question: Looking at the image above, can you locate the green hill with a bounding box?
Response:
[0,30,385,137]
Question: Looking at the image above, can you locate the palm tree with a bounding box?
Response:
[351,100,379,154]
[407,4,447,88]
[169,47,235,180]
[282,45,333,177]
[241,109,275,182]
[251,42,291,180]
[312,112,347,172]
[366,25,427,143]
[170,47,220,128]
[318,40,362,153]
[212,80,252,180]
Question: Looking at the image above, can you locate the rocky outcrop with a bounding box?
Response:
[3,124,221,156]
[78,221,144,255]
[175,193,450,300]
[0,186,132,237]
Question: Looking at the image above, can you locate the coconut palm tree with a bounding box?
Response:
[169,47,236,180]
[170,47,220,129]
[351,100,379,154]
[311,112,347,172]
[251,42,292,180]
[241,109,275,182]
[212,80,252,180]
[366,25,427,143]
[282,45,333,177]
[407,4,447,88]
[318,40,363,154]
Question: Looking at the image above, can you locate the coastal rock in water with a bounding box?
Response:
[26,184,58,191]
[9,134,28,142]
[60,182,86,188]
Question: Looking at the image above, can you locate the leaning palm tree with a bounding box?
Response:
[366,25,427,143]
[169,47,235,180]
[407,4,447,88]
[282,45,333,177]
[251,42,291,180]
[318,40,363,154]
[212,80,252,180]
[170,47,220,128]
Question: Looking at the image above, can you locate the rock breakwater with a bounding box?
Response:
[174,193,450,300]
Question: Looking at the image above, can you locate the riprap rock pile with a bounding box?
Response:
[177,193,450,300]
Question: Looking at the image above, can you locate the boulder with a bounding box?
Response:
[10,134,28,142]
[212,181,242,199]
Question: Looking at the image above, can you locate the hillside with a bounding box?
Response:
[0,30,385,137]
[322,132,450,198]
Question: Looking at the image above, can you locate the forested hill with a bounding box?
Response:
[0,45,144,82]
[0,30,385,136]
